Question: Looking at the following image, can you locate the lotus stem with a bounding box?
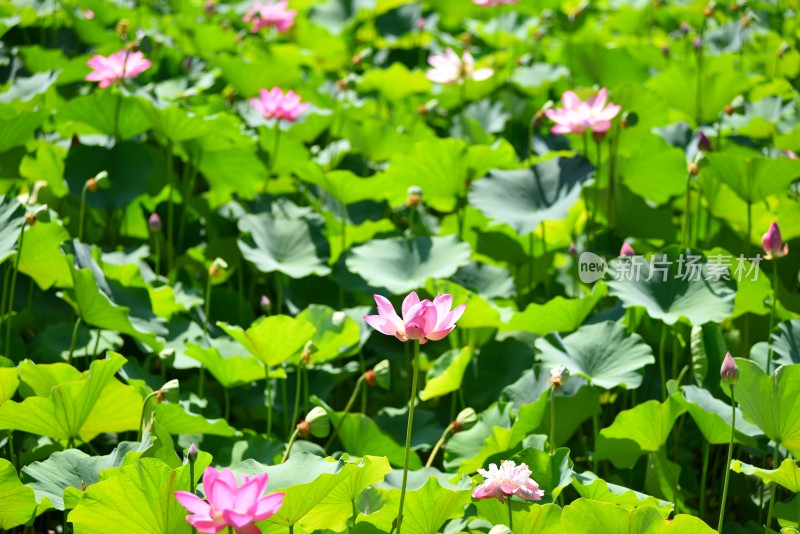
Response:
[67,316,82,367]
[281,428,300,464]
[681,172,692,248]
[591,387,600,473]
[223,386,230,421]
[153,233,160,277]
[718,385,735,532]
[265,364,273,437]
[425,423,455,468]
[658,323,668,401]
[767,264,779,372]
[700,440,710,520]
[268,128,281,180]
[397,340,421,534]
[79,183,89,242]
[507,498,513,530]
[325,374,364,451]
[4,225,26,359]
[765,441,781,533]
[290,364,302,436]
[550,386,557,454]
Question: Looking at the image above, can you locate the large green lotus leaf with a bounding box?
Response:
[679,385,761,445]
[767,320,800,367]
[424,280,502,330]
[0,367,18,404]
[571,472,672,517]
[535,321,655,390]
[733,358,800,454]
[358,62,430,102]
[606,247,737,325]
[19,140,69,198]
[562,499,715,534]
[0,105,49,152]
[326,410,420,469]
[68,457,203,534]
[297,304,361,363]
[501,283,606,333]
[219,315,316,367]
[18,220,71,289]
[210,45,304,98]
[0,458,36,529]
[508,447,573,501]
[238,202,331,278]
[419,347,473,401]
[511,62,570,96]
[473,500,564,534]
[0,353,141,442]
[298,456,392,532]
[184,341,265,389]
[0,70,58,104]
[700,153,800,204]
[689,323,727,397]
[57,91,151,139]
[346,236,471,293]
[20,442,151,510]
[295,165,387,206]
[137,98,219,142]
[198,146,267,207]
[356,476,471,534]
[600,395,686,452]
[620,135,687,206]
[468,156,594,235]
[153,403,238,437]
[731,458,800,493]
[0,195,26,265]
[450,261,516,300]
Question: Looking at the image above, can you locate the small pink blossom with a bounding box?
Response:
[762,221,789,260]
[720,352,739,385]
[783,150,798,160]
[472,0,518,5]
[426,49,494,85]
[544,88,621,135]
[620,242,635,257]
[174,466,284,534]
[472,460,545,503]
[250,87,309,122]
[85,50,151,88]
[82,8,95,19]
[243,0,297,33]
[363,292,465,344]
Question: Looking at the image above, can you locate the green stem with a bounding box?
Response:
[67,316,82,366]
[189,460,196,495]
[718,385,735,533]
[138,391,158,442]
[4,226,25,358]
[1,265,11,335]
[397,341,421,534]
[591,390,600,474]
[325,375,364,451]
[8,431,16,472]
[290,364,302,436]
[765,441,781,532]
[268,128,281,180]
[700,440,710,521]
[265,364,273,437]
[203,275,212,340]
[746,201,752,257]
[507,498,514,530]
[767,264,779,371]
[223,387,230,420]
[79,184,88,242]
[425,423,454,468]
[165,142,175,274]
[527,231,535,302]
[281,428,300,464]
[681,173,692,248]
[549,386,557,454]
[659,323,668,400]
[113,91,122,142]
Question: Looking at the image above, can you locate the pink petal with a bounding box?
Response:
[222,509,254,529]
[472,68,494,81]
[402,292,421,320]
[253,493,285,520]
[174,491,211,516]
[188,518,226,534]
[561,90,581,109]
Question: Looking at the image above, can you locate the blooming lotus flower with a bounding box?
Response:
[175,466,284,534]
[762,222,789,259]
[620,242,635,257]
[473,0,518,5]
[426,49,494,85]
[720,352,739,385]
[250,87,309,122]
[544,88,621,135]
[85,50,151,88]
[472,460,545,503]
[243,0,296,33]
[363,291,465,344]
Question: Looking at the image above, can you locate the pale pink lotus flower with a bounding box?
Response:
[426,49,494,85]
[174,466,284,534]
[544,88,621,135]
[85,50,151,88]
[762,221,789,260]
[363,291,465,344]
[473,0,518,5]
[620,242,635,257]
[243,0,297,33]
[472,460,545,503]
[250,87,309,122]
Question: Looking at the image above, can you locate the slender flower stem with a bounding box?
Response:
[765,442,781,533]
[767,264,779,371]
[79,184,89,242]
[67,316,82,366]
[153,234,161,277]
[223,387,230,420]
[718,385,735,533]
[265,364,273,437]
[659,324,668,400]
[189,460,196,496]
[397,340,421,534]
[268,127,281,180]
[425,423,455,468]
[325,375,364,451]
[507,498,514,530]
[198,275,213,399]
[549,386,557,454]
[113,91,123,142]
[5,226,26,359]
[290,364,303,436]
[591,390,600,474]
[700,440,710,520]
[281,428,300,464]
[681,173,692,248]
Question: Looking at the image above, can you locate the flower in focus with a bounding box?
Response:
[472,0,518,6]
[85,50,151,88]
[472,460,545,503]
[250,87,309,122]
[720,352,739,385]
[426,49,494,85]
[544,88,621,135]
[620,242,636,257]
[243,0,297,33]
[762,221,789,259]
[174,466,284,534]
[363,292,465,344]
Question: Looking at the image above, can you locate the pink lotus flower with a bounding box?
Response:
[85,50,152,88]
[363,292,465,344]
[250,87,309,122]
[472,460,545,503]
[720,352,739,385]
[620,242,635,257]
[544,88,621,135]
[426,49,494,85]
[174,466,284,534]
[243,0,297,33]
[473,0,518,5]
[762,221,789,260]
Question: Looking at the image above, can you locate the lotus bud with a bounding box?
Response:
[148,212,162,233]
[762,221,789,259]
[661,44,670,58]
[620,242,635,257]
[260,295,271,312]
[304,406,330,438]
[688,162,700,176]
[24,212,36,226]
[187,443,198,463]
[720,352,739,385]
[406,186,423,208]
[369,359,391,390]
[568,242,577,255]
[697,131,712,152]
[453,407,477,433]
[549,365,570,390]
[692,36,702,50]
[679,21,690,35]
[85,170,109,193]
[300,341,316,365]
[208,257,228,279]
[416,17,425,31]
[204,0,215,16]
[156,379,180,404]
[724,104,735,115]
[740,14,750,27]
[332,311,346,327]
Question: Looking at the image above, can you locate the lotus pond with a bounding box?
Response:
[1,0,800,532]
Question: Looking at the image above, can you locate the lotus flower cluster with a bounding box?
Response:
[243,0,297,33]
[426,49,494,85]
[544,88,621,135]
[364,292,465,344]
[85,50,151,88]
[250,87,309,122]
[762,221,789,259]
[472,460,545,503]
[174,466,284,534]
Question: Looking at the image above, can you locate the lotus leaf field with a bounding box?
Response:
[2,0,800,532]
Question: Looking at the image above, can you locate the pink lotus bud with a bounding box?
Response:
[761,221,789,259]
[620,242,635,257]
[568,242,577,255]
[148,212,162,233]
[679,21,690,34]
[697,131,712,151]
[260,295,271,311]
[187,443,198,463]
[661,44,670,57]
[692,36,702,50]
[720,352,739,385]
